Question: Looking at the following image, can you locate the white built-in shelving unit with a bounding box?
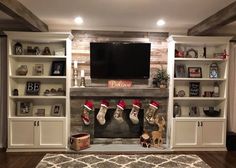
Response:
[167,35,232,151]
[5,31,73,151]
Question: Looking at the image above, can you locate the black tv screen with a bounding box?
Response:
[90,42,151,79]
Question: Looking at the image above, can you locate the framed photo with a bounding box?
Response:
[25,81,40,95]
[51,104,63,116]
[188,67,202,78]
[35,108,45,116]
[189,82,200,97]
[16,101,33,116]
[175,64,186,78]
[51,61,66,76]
[189,106,200,117]
[33,64,44,76]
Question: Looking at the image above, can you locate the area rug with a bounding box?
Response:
[36,153,210,168]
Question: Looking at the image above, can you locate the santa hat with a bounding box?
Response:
[117,100,126,110]
[84,100,94,111]
[133,99,142,108]
[100,99,109,108]
[149,100,160,109]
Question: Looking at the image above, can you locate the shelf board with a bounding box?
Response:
[9,55,66,59]
[173,117,226,120]
[174,58,227,61]
[173,97,225,101]
[10,96,66,99]
[174,78,226,81]
[10,75,66,79]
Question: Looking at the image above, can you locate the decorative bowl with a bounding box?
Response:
[203,108,221,117]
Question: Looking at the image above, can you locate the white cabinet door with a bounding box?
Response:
[38,119,66,148]
[173,120,198,147]
[9,119,36,148]
[201,121,225,147]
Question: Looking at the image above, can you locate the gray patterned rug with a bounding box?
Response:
[36,153,210,168]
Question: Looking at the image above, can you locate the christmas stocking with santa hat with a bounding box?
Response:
[81,100,94,125]
[145,100,160,125]
[129,99,142,124]
[96,99,109,125]
[113,100,126,123]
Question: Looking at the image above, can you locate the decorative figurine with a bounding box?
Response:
[42,47,51,55]
[151,116,165,147]
[174,103,181,117]
[12,89,19,96]
[16,65,28,75]
[209,63,219,78]
[34,46,40,55]
[14,42,23,55]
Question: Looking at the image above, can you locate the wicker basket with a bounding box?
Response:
[70,133,90,151]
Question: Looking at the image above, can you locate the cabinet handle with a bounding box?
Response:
[201,122,203,127]
[34,121,36,126]
[37,121,39,126]
[198,121,200,127]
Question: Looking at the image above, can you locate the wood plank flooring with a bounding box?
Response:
[0,149,236,168]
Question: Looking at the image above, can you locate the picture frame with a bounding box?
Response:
[189,82,200,97]
[16,101,33,116]
[35,108,45,116]
[51,104,63,116]
[189,106,200,117]
[33,64,44,76]
[175,64,186,78]
[51,61,66,76]
[186,48,198,58]
[25,81,40,95]
[188,67,202,78]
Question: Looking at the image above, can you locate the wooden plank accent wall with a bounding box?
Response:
[71,30,168,82]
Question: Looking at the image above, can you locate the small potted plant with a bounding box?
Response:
[154,67,169,88]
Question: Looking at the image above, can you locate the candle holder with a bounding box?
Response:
[80,77,86,87]
[73,67,79,87]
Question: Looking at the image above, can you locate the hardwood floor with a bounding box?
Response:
[0,149,236,168]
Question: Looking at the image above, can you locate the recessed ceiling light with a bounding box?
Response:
[74,16,84,25]
[156,19,166,26]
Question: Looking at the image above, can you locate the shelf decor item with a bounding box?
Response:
[42,46,51,55]
[51,104,63,116]
[175,64,186,78]
[25,81,40,95]
[209,63,219,78]
[189,82,200,97]
[33,64,44,76]
[51,61,66,76]
[16,65,28,76]
[188,67,202,78]
[35,109,45,116]
[14,42,23,55]
[16,101,33,116]
[186,48,198,58]
[173,103,181,117]
[189,106,200,117]
[212,82,220,97]
[203,107,221,117]
[79,70,86,87]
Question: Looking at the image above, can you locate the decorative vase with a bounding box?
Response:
[16,65,28,75]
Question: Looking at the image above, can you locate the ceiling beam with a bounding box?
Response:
[0,20,31,31]
[188,2,236,36]
[0,0,48,32]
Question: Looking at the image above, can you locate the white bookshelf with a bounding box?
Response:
[5,31,73,151]
[167,35,231,150]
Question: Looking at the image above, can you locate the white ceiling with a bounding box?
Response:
[11,0,236,34]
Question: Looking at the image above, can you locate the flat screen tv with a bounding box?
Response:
[90,42,151,79]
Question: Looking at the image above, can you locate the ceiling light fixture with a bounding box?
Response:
[74,16,84,25]
[156,19,166,26]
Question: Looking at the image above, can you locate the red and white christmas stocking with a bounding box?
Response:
[129,99,142,124]
[96,99,109,125]
[81,100,94,125]
[113,100,126,123]
[145,100,160,125]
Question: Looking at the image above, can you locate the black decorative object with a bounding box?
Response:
[51,61,66,76]
[34,47,41,55]
[13,89,19,96]
[14,42,23,55]
[42,47,51,55]
[25,81,40,95]
[189,82,200,97]
[203,107,221,117]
